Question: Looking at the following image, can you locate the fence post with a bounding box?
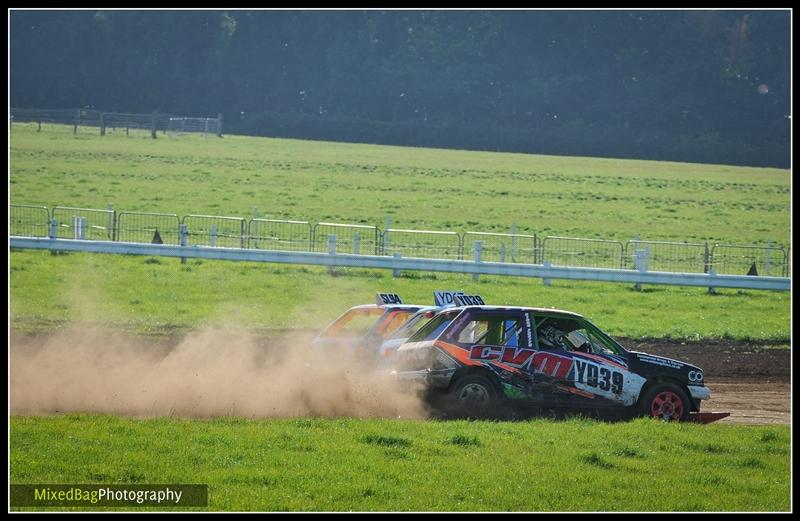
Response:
[353,232,361,255]
[543,261,551,286]
[74,109,80,135]
[384,216,392,256]
[393,252,401,278]
[511,223,517,262]
[703,242,711,274]
[784,247,790,278]
[217,113,223,137]
[708,268,717,294]
[327,234,337,275]
[100,112,106,136]
[210,224,218,248]
[151,111,158,139]
[473,240,483,282]
[252,207,259,249]
[179,223,188,264]
[48,219,59,255]
[765,240,772,276]
[500,241,506,263]
[107,204,115,241]
[633,248,649,291]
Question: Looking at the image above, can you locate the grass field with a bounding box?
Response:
[8,125,792,513]
[10,123,790,244]
[10,415,790,512]
[8,124,792,341]
[9,249,790,341]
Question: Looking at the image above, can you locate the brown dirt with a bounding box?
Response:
[9,330,791,424]
[618,337,791,424]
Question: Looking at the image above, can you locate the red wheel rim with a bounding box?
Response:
[650,391,684,420]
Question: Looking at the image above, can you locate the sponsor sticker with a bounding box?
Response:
[637,354,684,369]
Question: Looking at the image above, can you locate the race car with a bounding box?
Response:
[377,291,486,360]
[392,301,729,422]
[312,292,485,364]
[311,294,424,356]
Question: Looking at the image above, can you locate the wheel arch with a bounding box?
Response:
[450,364,504,394]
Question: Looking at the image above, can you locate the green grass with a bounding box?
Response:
[10,414,790,511]
[10,123,789,244]
[8,124,792,340]
[10,250,790,341]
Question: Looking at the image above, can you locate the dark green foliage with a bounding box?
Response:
[9,10,789,167]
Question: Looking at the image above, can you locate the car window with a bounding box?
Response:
[534,315,620,355]
[407,310,459,342]
[388,310,436,340]
[454,315,523,346]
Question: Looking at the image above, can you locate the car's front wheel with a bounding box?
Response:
[639,383,690,421]
[448,374,498,419]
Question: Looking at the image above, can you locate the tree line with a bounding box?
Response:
[10,10,790,167]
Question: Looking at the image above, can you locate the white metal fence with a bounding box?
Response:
[10,236,791,292]
[8,204,792,289]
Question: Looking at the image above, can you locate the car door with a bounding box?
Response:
[529,313,643,408]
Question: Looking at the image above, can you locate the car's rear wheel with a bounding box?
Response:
[448,374,498,419]
[640,383,690,421]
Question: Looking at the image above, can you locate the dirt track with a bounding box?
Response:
[620,337,791,424]
[10,331,791,424]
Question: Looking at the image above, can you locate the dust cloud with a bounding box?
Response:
[10,328,429,419]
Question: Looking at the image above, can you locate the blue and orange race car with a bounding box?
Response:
[392,301,729,422]
[311,294,424,356]
[311,292,485,363]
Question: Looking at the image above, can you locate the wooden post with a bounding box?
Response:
[100,112,106,136]
[217,113,223,137]
[151,110,158,139]
[74,109,79,135]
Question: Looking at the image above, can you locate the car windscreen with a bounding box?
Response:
[386,310,437,340]
[406,309,460,342]
[375,309,418,337]
[320,308,385,337]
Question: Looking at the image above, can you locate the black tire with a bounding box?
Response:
[639,383,691,421]
[448,374,498,419]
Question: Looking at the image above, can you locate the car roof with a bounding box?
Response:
[347,304,426,311]
[443,305,584,318]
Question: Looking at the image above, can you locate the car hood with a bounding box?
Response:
[628,351,702,373]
